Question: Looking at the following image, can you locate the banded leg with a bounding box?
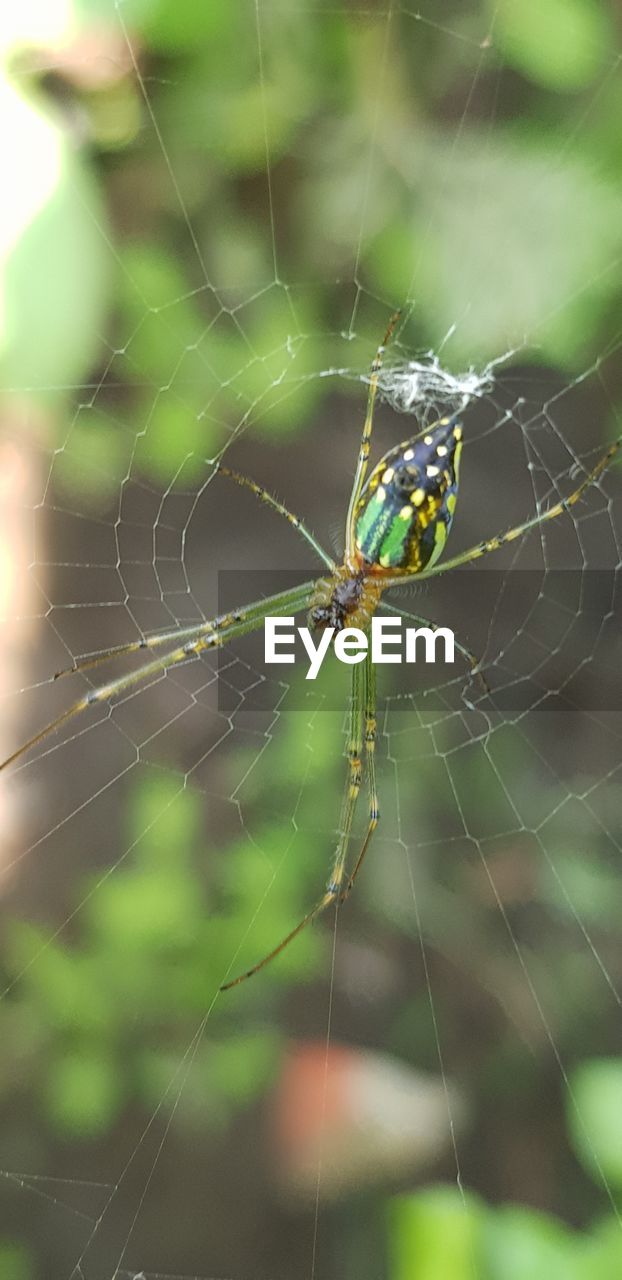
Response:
[381,599,489,693]
[341,648,379,901]
[216,464,333,569]
[53,455,331,684]
[1,580,316,771]
[345,311,401,557]
[220,657,367,990]
[54,581,317,681]
[418,435,622,581]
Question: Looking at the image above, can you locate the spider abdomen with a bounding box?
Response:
[354,416,462,573]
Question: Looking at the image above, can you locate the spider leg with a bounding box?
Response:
[55,461,332,683]
[345,311,401,557]
[54,622,221,680]
[216,463,334,569]
[1,580,316,771]
[220,655,367,990]
[418,435,622,581]
[341,649,379,901]
[54,582,316,681]
[380,599,489,694]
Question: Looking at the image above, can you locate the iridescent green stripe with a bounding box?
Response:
[377,512,411,566]
[355,490,393,560]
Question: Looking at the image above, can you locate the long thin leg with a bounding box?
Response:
[220,656,367,991]
[341,648,379,900]
[55,463,331,682]
[380,599,489,693]
[417,435,621,581]
[345,311,401,559]
[54,581,316,681]
[216,464,334,569]
[54,621,230,681]
[1,580,316,771]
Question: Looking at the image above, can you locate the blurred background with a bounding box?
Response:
[1,1,622,1277]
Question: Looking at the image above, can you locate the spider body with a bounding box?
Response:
[354,415,462,573]
[308,568,382,633]
[309,415,462,635]
[3,313,619,991]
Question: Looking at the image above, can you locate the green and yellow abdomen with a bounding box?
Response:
[354,416,462,574]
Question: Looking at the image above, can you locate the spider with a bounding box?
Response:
[2,315,620,990]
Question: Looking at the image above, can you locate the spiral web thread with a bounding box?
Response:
[1,2,622,1277]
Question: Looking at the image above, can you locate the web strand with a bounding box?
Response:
[2,1,622,1277]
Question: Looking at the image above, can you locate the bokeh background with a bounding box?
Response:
[1,1,622,1278]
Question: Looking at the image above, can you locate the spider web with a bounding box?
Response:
[1,1,622,1278]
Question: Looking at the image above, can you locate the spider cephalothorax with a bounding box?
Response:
[308,568,382,633]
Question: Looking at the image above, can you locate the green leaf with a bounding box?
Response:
[484,1206,584,1280]
[6,925,117,1035]
[53,410,131,509]
[381,128,622,367]
[0,1242,31,1280]
[568,1058,622,1189]
[225,292,322,435]
[493,0,612,92]
[539,850,622,927]
[583,1217,622,1279]
[132,395,219,486]
[129,772,202,870]
[71,0,153,30]
[140,0,242,54]
[87,866,203,954]
[45,1046,123,1137]
[119,240,192,313]
[0,76,110,396]
[208,1031,280,1104]
[387,1186,485,1280]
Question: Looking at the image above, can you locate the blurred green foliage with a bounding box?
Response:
[492,0,613,90]
[569,1059,622,1190]
[3,0,622,491]
[388,1175,622,1279]
[4,763,308,1138]
[1,0,622,1276]
[0,685,345,1134]
[0,1242,31,1280]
